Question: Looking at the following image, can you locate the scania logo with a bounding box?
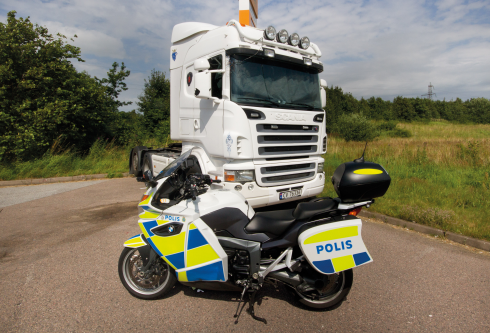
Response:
[275,113,306,121]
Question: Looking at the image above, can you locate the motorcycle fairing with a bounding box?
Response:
[137,215,228,282]
[298,219,372,274]
[138,187,162,219]
[123,234,146,248]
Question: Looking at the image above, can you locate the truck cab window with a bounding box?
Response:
[209,55,223,99]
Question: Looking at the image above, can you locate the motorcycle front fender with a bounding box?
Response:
[123,234,156,268]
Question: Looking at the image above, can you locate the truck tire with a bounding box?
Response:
[130,146,147,177]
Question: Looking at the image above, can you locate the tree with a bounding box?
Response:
[393,96,417,122]
[0,11,118,160]
[0,11,131,161]
[96,62,132,111]
[137,69,171,136]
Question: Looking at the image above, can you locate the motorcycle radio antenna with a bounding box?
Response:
[354,142,368,163]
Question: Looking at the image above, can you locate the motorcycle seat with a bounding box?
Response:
[245,209,296,237]
[292,198,339,220]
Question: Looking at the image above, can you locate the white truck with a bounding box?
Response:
[129,19,328,208]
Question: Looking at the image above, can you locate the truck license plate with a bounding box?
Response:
[279,189,302,200]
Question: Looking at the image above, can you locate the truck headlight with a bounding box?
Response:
[224,170,255,182]
[317,162,324,173]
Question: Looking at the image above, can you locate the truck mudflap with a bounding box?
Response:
[298,219,373,274]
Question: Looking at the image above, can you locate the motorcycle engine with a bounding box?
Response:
[224,248,250,280]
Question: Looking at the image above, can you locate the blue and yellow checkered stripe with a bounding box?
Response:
[141,222,223,281]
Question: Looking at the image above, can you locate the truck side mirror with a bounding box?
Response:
[194,71,212,99]
[320,79,327,108]
[194,59,210,71]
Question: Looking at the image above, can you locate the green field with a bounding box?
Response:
[321,121,490,241]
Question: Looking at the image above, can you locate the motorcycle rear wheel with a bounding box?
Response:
[295,269,353,309]
[118,247,176,299]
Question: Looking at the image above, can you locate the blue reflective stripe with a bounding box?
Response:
[165,252,185,269]
[353,252,371,266]
[187,229,208,250]
[312,259,335,274]
[143,220,158,237]
[128,234,140,240]
[186,261,225,282]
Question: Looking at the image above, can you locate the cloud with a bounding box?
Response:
[1,0,489,106]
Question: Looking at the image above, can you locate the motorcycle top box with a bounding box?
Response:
[331,160,391,203]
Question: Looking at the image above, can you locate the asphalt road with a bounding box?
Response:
[0,178,489,332]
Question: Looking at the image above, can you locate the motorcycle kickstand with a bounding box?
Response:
[234,284,249,324]
[249,290,267,324]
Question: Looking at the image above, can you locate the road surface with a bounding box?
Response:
[0,178,489,332]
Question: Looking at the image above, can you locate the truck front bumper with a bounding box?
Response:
[220,172,325,208]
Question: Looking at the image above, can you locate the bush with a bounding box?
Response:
[333,113,379,142]
[377,120,398,131]
[387,127,412,138]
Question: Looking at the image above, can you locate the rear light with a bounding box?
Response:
[349,207,362,216]
[140,194,149,203]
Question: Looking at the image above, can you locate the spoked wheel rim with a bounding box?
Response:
[122,248,170,295]
[296,271,346,305]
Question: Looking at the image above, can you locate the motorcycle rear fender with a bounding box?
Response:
[298,218,373,275]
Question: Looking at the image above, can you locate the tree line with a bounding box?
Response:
[324,86,490,131]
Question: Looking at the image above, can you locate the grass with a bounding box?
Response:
[321,122,490,242]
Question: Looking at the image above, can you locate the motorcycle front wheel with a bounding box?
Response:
[295,269,353,309]
[118,247,176,299]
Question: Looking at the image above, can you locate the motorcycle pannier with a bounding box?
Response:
[331,161,391,203]
[298,219,372,274]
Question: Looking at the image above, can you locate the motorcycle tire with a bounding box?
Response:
[118,247,176,300]
[295,269,353,309]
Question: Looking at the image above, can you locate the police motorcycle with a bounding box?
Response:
[118,148,391,319]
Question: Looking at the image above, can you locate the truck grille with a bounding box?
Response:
[256,161,316,186]
[259,146,315,154]
[262,172,315,184]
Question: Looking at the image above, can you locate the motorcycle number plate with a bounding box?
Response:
[298,219,373,274]
[279,189,301,200]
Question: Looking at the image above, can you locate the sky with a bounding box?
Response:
[2,0,490,111]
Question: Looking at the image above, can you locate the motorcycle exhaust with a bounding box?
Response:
[267,270,302,287]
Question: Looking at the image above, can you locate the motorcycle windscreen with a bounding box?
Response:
[298,219,372,274]
[139,216,228,282]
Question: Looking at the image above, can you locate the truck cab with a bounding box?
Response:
[133,20,328,208]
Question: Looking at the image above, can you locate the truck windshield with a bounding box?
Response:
[230,54,322,110]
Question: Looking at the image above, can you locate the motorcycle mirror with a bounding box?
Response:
[143,170,157,188]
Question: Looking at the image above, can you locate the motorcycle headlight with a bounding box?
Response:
[224,170,255,182]
[317,162,324,173]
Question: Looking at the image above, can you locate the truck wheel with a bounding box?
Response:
[143,153,154,178]
[130,146,147,177]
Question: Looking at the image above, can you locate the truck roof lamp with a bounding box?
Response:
[264,26,276,40]
[263,48,275,57]
[288,33,300,46]
[277,29,289,43]
[300,36,310,49]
